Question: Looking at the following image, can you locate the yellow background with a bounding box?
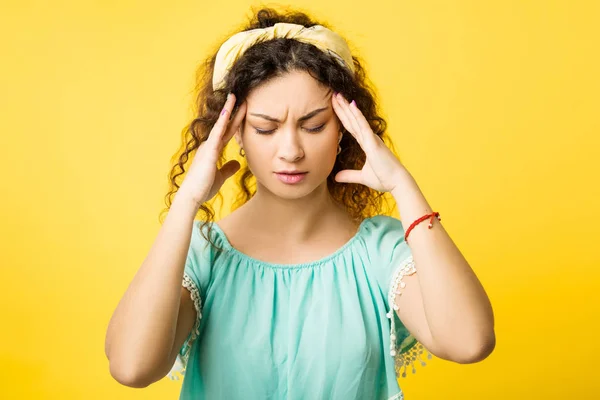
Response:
[1,0,598,398]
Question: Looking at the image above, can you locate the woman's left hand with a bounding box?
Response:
[332,92,410,193]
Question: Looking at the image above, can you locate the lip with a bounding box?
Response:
[274,172,308,184]
[275,170,308,174]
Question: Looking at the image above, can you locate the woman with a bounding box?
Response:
[105,7,496,400]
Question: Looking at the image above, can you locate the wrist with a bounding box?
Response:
[172,190,203,214]
[390,170,418,199]
[390,176,434,230]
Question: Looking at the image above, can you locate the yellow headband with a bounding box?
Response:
[212,22,355,91]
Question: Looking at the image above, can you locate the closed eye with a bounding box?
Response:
[305,124,326,133]
[254,124,326,135]
[254,128,276,135]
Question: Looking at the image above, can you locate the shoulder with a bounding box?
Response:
[360,215,410,262]
[189,219,228,257]
[363,214,406,236]
[185,220,229,287]
[360,215,413,286]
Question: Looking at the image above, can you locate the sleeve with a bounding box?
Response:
[367,215,433,378]
[167,220,214,381]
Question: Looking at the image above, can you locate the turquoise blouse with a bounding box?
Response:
[167,215,431,400]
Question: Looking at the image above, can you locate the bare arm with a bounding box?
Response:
[391,172,496,364]
[329,91,495,364]
[104,193,200,387]
[104,94,244,387]
[105,94,245,387]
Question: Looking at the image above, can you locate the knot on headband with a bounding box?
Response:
[212,22,355,91]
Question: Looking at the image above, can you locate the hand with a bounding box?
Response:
[178,93,247,206]
[331,92,410,193]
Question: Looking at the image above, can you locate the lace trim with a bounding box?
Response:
[388,391,404,400]
[385,255,433,378]
[395,341,432,378]
[167,272,203,381]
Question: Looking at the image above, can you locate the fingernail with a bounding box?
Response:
[221,108,227,116]
[227,92,232,99]
[350,100,356,107]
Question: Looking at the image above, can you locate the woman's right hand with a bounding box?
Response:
[177,93,247,207]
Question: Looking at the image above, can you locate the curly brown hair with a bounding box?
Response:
[159,6,400,251]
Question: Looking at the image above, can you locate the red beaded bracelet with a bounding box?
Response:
[404,212,441,243]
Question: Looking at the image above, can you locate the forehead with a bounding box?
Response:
[246,70,331,111]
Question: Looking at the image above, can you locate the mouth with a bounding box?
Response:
[274,172,308,184]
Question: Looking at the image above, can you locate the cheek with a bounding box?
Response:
[316,130,340,154]
[242,138,270,174]
[244,138,267,160]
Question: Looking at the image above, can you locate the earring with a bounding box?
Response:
[239,147,245,157]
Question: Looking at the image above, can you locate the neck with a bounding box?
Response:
[243,182,347,242]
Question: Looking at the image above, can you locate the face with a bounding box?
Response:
[235,70,341,200]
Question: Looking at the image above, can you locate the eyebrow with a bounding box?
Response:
[249,107,329,123]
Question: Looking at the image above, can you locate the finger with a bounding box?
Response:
[222,101,247,145]
[210,159,241,194]
[348,100,380,149]
[335,93,361,133]
[208,93,237,147]
[337,94,365,144]
[335,169,363,184]
[335,94,363,145]
[219,159,241,179]
[331,94,351,132]
[332,94,362,146]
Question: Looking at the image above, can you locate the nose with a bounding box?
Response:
[277,128,305,162]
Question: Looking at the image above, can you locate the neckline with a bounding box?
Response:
[210,217,371,269]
